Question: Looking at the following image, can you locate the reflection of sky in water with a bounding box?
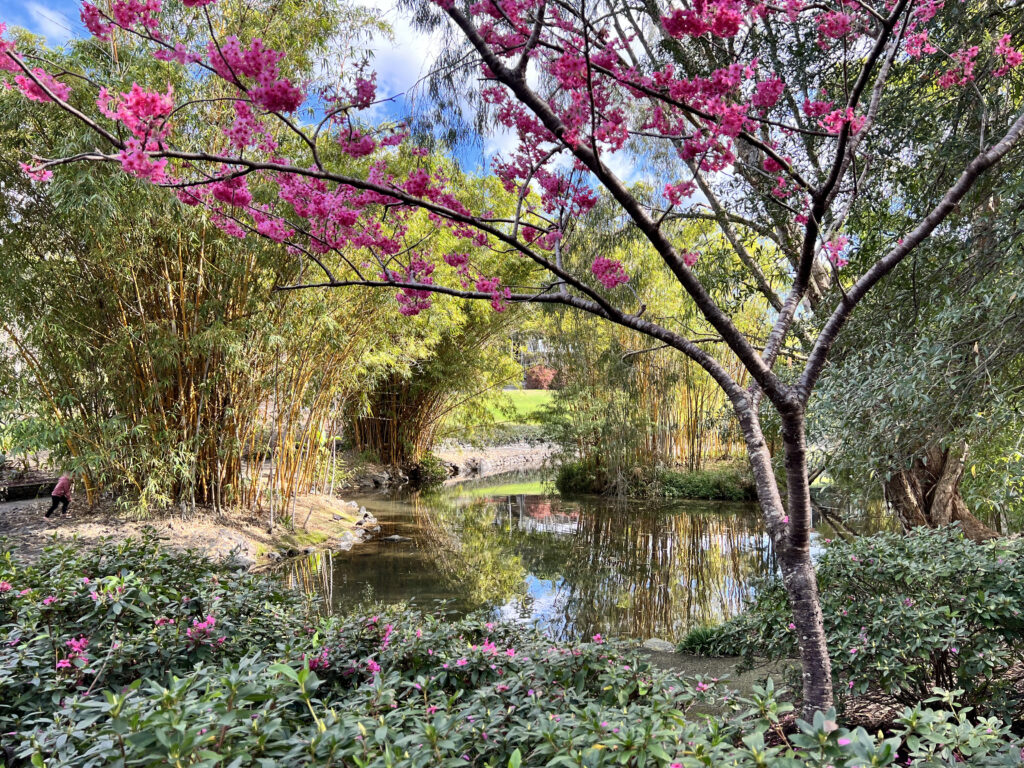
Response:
[496,575,563,629]
[283,473,886,643]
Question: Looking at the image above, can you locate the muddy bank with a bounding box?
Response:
[0,493,372,569]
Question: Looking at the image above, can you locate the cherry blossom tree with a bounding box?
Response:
[3,0,1023,713]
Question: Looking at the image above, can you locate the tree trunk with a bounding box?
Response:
[884,442,997,543]
[738,400,833,717]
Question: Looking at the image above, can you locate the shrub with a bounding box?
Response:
[1,534,1021,767]
[680,527,1024,723]
[555,460,757,500]
[554,458,605,495]
[658,463,757,501]
[524,364,558,390]
[410,451,449,488]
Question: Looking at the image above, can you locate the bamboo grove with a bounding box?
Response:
[0,6,529,518]
[537,212,776,492]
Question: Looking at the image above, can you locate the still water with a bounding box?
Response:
[284,473,853,643]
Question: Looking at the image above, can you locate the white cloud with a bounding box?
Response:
[23,2,74,46]
[484,124,518,158]
[354,0,444,100]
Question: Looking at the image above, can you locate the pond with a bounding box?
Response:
[282,472,869,644]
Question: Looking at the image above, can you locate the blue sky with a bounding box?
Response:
[3,0,439,96]
[5,1,80,45]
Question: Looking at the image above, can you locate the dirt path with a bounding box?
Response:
[0,494,364,568]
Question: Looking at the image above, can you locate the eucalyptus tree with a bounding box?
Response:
[4,0,1024,714]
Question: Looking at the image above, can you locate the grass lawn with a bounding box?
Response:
[490,388,554,424]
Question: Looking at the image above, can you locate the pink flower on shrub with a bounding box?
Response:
[186,615,218,645]
[56,635,90,671]
[42,595,57,606]
[306,647,330,670]
[0,581,11,593]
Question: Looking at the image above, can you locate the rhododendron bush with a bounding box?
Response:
[5,534,1022,767]
[2,0,1023,713]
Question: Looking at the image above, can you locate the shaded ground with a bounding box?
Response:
[0,493,362,567]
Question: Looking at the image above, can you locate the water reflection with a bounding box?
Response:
[282,474,795,642]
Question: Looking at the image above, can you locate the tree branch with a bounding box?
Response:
[798,109,1024,400]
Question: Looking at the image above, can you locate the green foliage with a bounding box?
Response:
[555,459,755,501]
[1,536,1021,767]
[411,451,448,488]
[680,528,1024,722]
[554,457,607,495]
[807,17,1024,529]
[658,462,757,502]
[462,422,547,447]
[495,388,555,425]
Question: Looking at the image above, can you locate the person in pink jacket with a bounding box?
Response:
[44,474,73,518]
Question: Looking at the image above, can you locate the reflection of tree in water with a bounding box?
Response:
[279,489,776,643]
[282,550,337,614]
[530,500,775,641]
[411,493,530,606]
[426,492,774,642]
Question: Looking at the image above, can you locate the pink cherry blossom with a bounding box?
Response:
[938,46,980,89]
[993,35,1023,78]
[15,68,70,103]
[591,257,629,289]
[80,3,112,39]
[18,162,52,183]
[823,235,850,268]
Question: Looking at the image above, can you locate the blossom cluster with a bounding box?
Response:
[185,614,226,646]
[590,257,629,289]
[56,635,91,671]
[1,0,1020,321]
